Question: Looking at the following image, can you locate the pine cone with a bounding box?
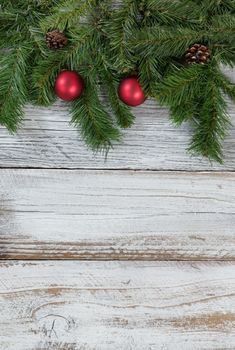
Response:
[46,30,68,49]
[185,44,211,65]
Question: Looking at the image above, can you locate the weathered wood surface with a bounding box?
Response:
[0,98,234,170]
[0,67,233,171]
[1,3,235,349]
[0,64,235,171]
[1,169,235,260]
[0,261,235,350]
[0,11,233,172]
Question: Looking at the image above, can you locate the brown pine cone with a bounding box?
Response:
[46,30,68,49]
[185,44,211,65]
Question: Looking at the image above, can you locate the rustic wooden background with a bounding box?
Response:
[0,67,235,350]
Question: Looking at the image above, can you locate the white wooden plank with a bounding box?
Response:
[0,68,234,171]
[0,261,235,350]
[0,99,234,170]
[1,169,235,260]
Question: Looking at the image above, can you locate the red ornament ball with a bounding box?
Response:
[54,70,84,101]
[118,76,146,107]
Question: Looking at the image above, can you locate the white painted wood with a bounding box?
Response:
[0,68,234,171]
[1,169,235,260]
[0,99,233,170]
[0,261,235,350]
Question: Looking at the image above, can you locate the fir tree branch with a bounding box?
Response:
[154,64,208,126]
[208,14,235,42]
[1,0,235,161]
[189,67,231,163]
[87,25,135,129]
[214,69,235,102]
[101,69,135,128]
[155,64,206,107]
[0,46,30,131]
[70,73,121,153]
[142,0,201,26]
[213,44,235,66]
[211,13,235,28]
[198,0,235,15]
[104,0,139,72]
[133,26,205,59]
[138,56,166,95]
[32,26,94,105]
[40,0,96,31]
[168,102,196,125]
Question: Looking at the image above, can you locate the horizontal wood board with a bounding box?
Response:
[0,70,234,171]
[0,169,235,260]
[0,261,235,350]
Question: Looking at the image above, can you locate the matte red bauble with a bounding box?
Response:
[54,71,84,101]
[118,76,146,107]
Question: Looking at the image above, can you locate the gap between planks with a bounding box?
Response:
[1,166,235,173]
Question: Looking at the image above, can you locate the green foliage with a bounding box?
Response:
[32,26,94,105]
[70,73,121,153]
[135,0,235,162]
[0,0,235,161]
[103,0,139,72]
[40,0,95,32]
[156,64,206,125]
[0,47,31,131]
[189,69,231,163]
[156,62,234,162]
[102,70,135,129]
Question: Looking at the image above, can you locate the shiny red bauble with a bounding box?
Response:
[54,70,84,101]
[118,76,146,107]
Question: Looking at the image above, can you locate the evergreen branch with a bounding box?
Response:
[32,55,59,106]
[1,0,235,161]
[104,0,139,71]
[138,56,166,95]
[0,31,22,49]
[0,0,12,6]
[198,0,235,15]
[88,26,135,129]
[29,26,48,55]
[40,0,96,31]
[133,26,205,58]
[32,26,93,105]
[142,0,202,26]
[208,16,235,42]
[0,46,30,131]
[0,10,17,22]
[70,73,121,153]
[101,69,135,128]
[189,67,231,162]
[213,44,235,66]
[215,70,235,102]
[168,102,196,125]
[211,13,235,28]
[155,64,208,126]
[156,64,206,107]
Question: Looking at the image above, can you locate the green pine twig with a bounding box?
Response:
[0,46,31,131]
[70,74,121,153]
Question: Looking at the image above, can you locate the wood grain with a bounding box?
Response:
[0,67,234,171]
[0,261,235,350]
[1,169,235,260]
[1,4,235,349]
